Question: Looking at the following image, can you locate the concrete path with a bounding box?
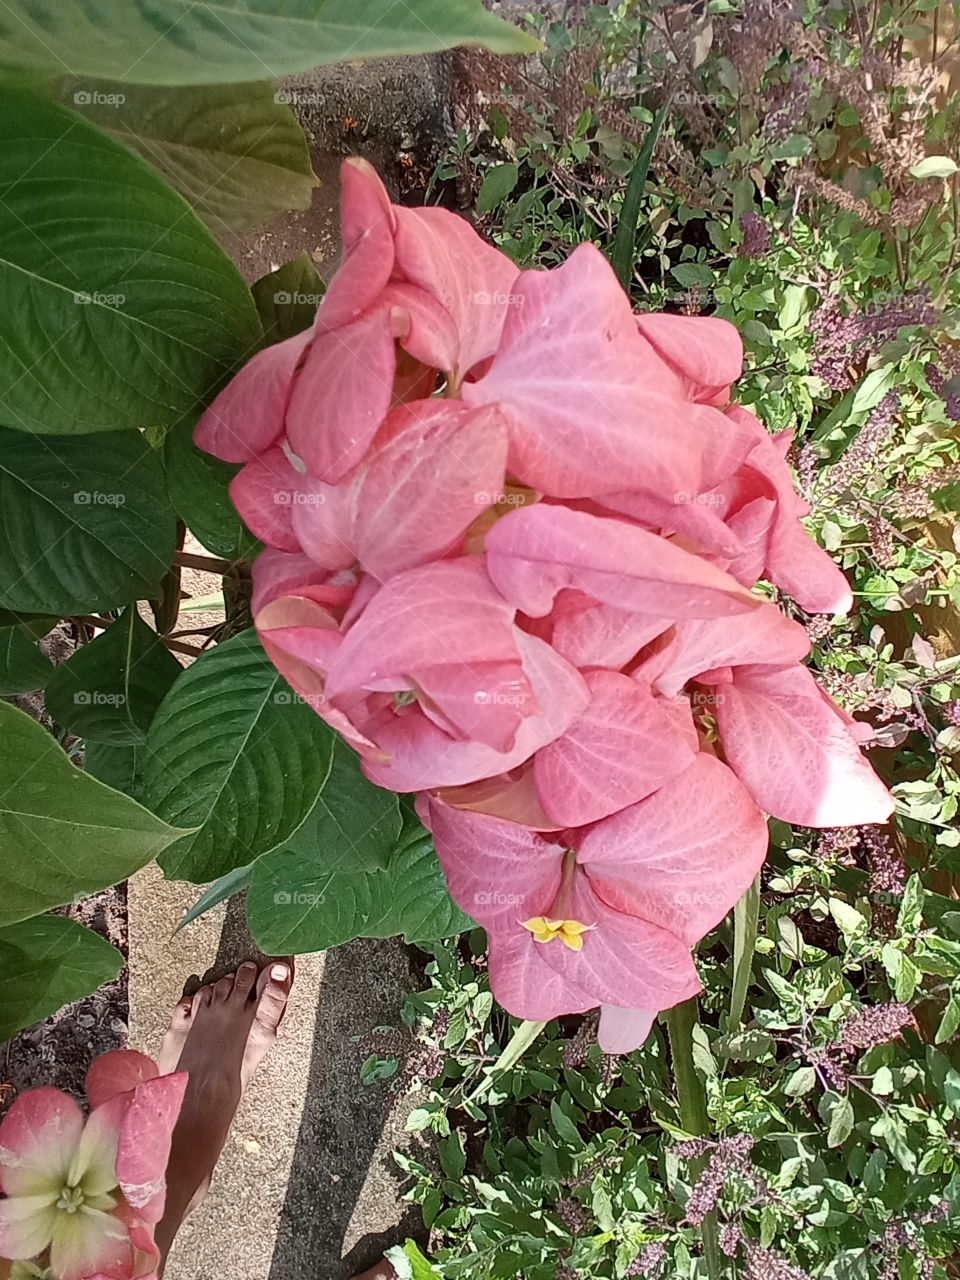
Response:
[128,870,424,1279]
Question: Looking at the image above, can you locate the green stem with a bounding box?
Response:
[726,873,761,1033]
[667,998,721,1279]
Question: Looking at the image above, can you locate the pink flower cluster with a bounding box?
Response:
[0,1052,185,1280]
[196,160,893,1052]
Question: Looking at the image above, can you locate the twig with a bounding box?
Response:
[174,551,235,574]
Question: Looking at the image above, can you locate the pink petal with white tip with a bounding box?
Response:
[0,1088,84,1197]
[715,663,894,826]
[115,1073,188,1223]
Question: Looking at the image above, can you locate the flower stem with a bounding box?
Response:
[667,997,721,1279]
[726,873,761,1032]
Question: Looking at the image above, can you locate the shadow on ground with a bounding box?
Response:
[268,939,427,1280]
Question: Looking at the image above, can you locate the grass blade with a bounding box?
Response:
[610,96,672,291]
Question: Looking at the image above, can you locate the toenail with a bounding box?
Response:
[271,964,289,981]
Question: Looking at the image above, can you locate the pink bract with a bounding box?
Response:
[196,158,894,1046]
[0,1052,186,1280]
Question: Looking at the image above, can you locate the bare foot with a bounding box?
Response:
[154,962,292,1274]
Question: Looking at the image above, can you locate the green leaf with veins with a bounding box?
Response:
[0,428,177,615]
[0,701,189,927]
[44,610,181,745]
[0,89,260,436]
[143,630,336,882]
[0,915,124,1040]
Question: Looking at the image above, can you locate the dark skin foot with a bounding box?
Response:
[154,962,292,1275]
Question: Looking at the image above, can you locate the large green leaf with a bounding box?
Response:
[163,418,257,560]
[0,914,124,1040]
[64,81,316,235]
[0,428,177,614]
[44,610,182,745]
[246,822,473,954]
[83,741,142,796]
[0,701,189,927]
[0,2,538,86]
[0,622,53,694]
[0,89,260,436]
[143,629,336,882]
[251,254,325,345]
[366,828,475,943]
[268,738,401,873]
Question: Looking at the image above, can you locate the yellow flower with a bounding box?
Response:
[520,917,594,952]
